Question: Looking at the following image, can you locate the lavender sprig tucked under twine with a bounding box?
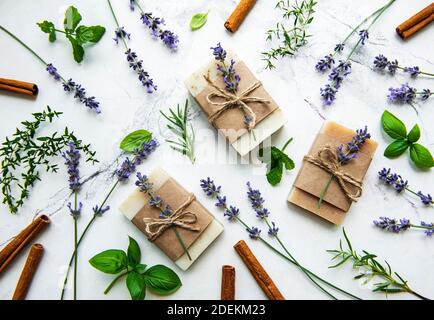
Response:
[317,126,371,208]
[200,177,361,300]
[374,217,433,237]
[129,0,179,50]
[378,168,433,206]
[315,0,396,106]
[60,138,158,300]
[135,172,192,260]
[211,43,241,94]
[107,0,157,93]
[0,26,101,113]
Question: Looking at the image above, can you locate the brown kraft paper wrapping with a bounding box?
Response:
[289,121,378,224]
[195,60,279,143]
[132,178,213,261]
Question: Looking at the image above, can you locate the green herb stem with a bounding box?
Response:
[317,174,333,209]
[104,270,129,294]
[282,137,293,152]
[173,228,192,261]
[73,192,78,300]
[107,0,129,50]
[60,180,119,300]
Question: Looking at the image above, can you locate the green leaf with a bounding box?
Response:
[37,21,56,42]
[120,129,152,152]
[381,110,407,140]
[407,124,420,143]
[262,146,295,186]
[190,12,209,30]
[67,35,84,63]
[89,249,127,274]
[280,152,295,170]
[266,160,283,186]
[383,140,410,158]
[144,265,182,295]
[126,272,147,300]
[64,6,82,31]
[410,144,434,168]
[134,263,147,274]
[127,236,141,268]
[76,25,106,44]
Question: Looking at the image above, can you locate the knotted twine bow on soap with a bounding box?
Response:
[143,193,201,241]
[203,74,270,131]
[303,145,363,202]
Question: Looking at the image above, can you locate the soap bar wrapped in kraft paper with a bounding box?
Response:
[185,49,285,157]
[119,167,224,271]
[288,121,378,225]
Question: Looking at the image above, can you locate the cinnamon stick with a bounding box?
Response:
[12,244,44,300]
[224,0,257,33]
[221,265,236,300]
[0,215,50,275]
[0,78,38,96]
[396,3,434,40]
[234,240,284,300]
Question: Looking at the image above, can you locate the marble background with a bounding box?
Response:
[0,0,433,300]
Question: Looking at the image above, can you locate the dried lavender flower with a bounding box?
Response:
[373,54,434,78]
[247,226,261,239]
[358,29,369,45]
[93,205,111,216]
[211,43,227,62]
[63,141,81,192]
[113,27,131,44]
[200,177,221,197]
[140,12,179,50]
[211,43,241,94]
[67,201,83,218]
[337,126,370,165]
[374,217,433,237]
[387,83,432,104]
[315,55,335,72]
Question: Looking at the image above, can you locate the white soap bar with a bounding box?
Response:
[119,167,224,271]
[184,51,286,157]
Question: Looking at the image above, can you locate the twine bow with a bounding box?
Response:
[304,145,363,202]
[143,193,201,241]
[203,74,270,131]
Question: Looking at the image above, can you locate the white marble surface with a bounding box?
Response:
[0,0,433,300]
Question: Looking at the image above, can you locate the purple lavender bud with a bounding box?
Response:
[215,195,227,208]
[246,182,270,219]
[148,193,162,207]
[124,49,157,94]
[211,43,227,62]
[135,172,153,192]
[320,84,337,106]
[387,59,399,74]
[113,27,131,44]
[67,201,83,218]
[404,66,420,77]
[388,83,416,104]
[358,29,369,45]
[129,0,136,11]
[268,221,279,236]
[200,177,221,197]
[421,221,434,236]
[140,12,179,50]
[224,206,239,221]
[63,78,76,91]
[373,54,389,70]
[115,158,136,181]
[334,43,344,52]
[246,226,261,239]
[373,216,409,233]
[316,54,335,72]
[421,89,431,101]
[46,63,61,80]
[160,205,173,218]
[417,191,433,206]
[93,205,110,216]
[62,141,81,192]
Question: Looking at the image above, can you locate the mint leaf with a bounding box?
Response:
[384,140,410,158]
[280,152,295,170]
[37,21,56,42]
[89,249,127,274]
[267,161,283,186]
[126,272,147,300]
[134,263,147,274]
[410,144,434,168]
[76,25,106,44]
[381,110,407,140]
[127,236,141,268]
[64,6,82,31]
[407,124,420,143]
[259,141,295,186]
[190,12,209,30]
[67,35,84,63]
[144,265,182,295]
[120,130,152,152]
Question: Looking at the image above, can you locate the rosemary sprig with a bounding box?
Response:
[0,106,98,213]
[328,228,429,300]
[262,0,317,69]
[160,100,195,164]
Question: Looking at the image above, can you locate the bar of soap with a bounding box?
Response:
[119,168,224,271]
[288,121,378,225]
[185,51,285,157]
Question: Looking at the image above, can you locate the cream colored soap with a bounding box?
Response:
[119,168,224,271]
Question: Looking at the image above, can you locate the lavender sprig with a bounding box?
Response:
[211,43,241,94]
[316,0,396,106]
[373,54,434,77]
[318,127,370,208]
[107,0,157,93]
[378,168,433,206]
[0,26,101,113]
[135,172,192,260]
[374,217,433,237]
[200,177,361,300]
[387,83,432,104]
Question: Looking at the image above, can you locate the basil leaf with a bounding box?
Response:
[120,130,152,152]
[127,236,141,268]
[407,124,420,143]
[37,21,56,42]
[384,140,410,158]
[67,35,84,63]
[190,12,209,30]
[64,6,82,31]
[76,25,106,44]
[381,110,407,140]
[410,144,434,168]
[134,263,147,274]
[144,265,182,295]
[89,249,127,274]
[126,272,147,300]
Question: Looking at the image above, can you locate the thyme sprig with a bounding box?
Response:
[0,106,98,213]
[262,0,317,69]
[328,228,429,300]
[160,100,195,164]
